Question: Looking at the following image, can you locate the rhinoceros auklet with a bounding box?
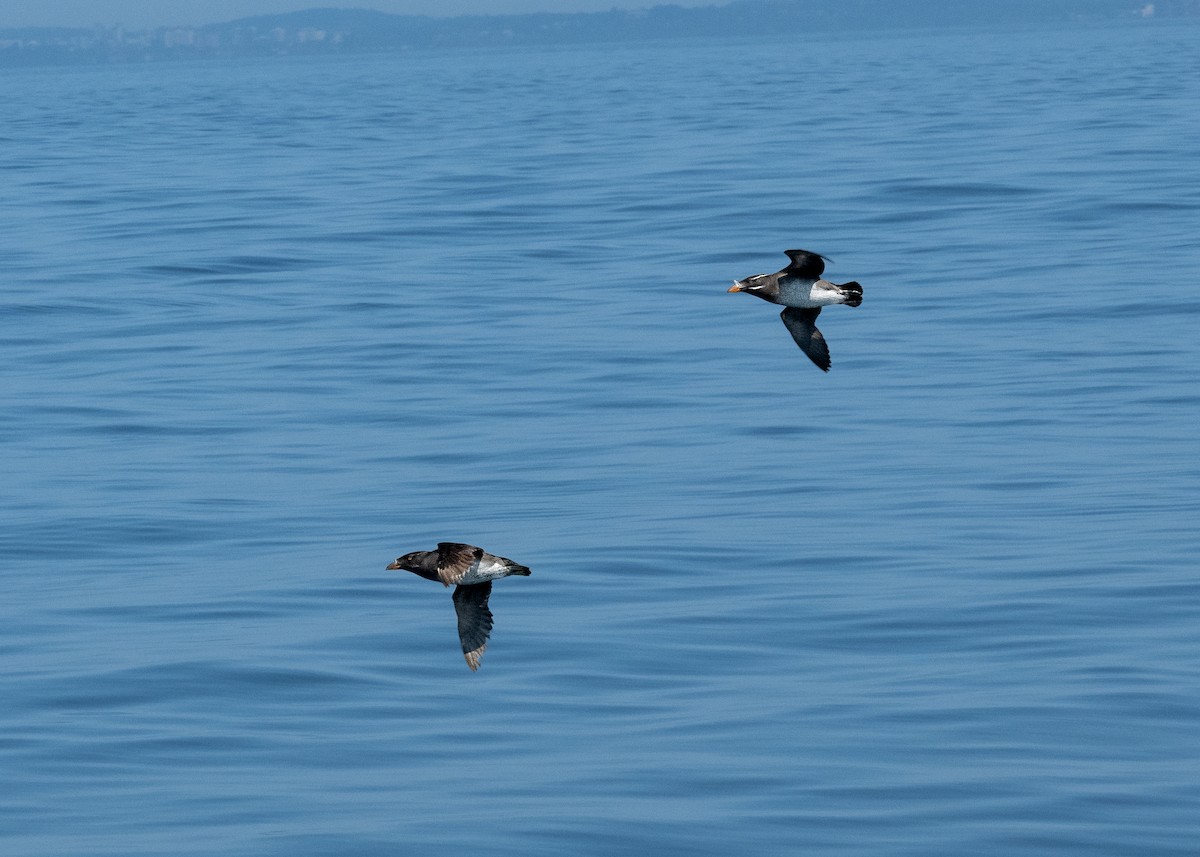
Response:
[728,249,863,371]
[387,542,530,671]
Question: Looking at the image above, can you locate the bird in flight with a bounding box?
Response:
[387,542,530,671]
[728,249,863,371]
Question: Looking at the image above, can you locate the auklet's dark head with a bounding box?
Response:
[728,273,782,304]
[386,551,439,582]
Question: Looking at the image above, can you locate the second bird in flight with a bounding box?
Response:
[387,542,531,671]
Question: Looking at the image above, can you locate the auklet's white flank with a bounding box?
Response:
[386,542,530,671]
[728,249,863,372]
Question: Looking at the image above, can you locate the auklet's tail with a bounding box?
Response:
[837,281,863,307]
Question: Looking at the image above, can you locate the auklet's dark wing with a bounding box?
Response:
[782,249,827,279]
[780,307,831,372]
[452,582,494,671]
[436,542,483,586]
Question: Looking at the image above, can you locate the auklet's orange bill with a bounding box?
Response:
[728,249,863,372]
[387,542,530,671]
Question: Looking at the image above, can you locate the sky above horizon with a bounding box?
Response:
[4,0,720,30]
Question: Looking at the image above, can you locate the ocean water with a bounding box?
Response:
[3,20,1199,856]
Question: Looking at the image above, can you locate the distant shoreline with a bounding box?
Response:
[3,1,1194,68]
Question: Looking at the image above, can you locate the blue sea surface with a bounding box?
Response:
[3,20,1199,856]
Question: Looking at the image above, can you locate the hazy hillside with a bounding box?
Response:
[2,0,1193,66]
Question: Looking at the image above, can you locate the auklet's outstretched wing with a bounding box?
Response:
[436,542,483,586]
[780,307,831,372]
[783,249,827,279]
[452,582,494,671]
